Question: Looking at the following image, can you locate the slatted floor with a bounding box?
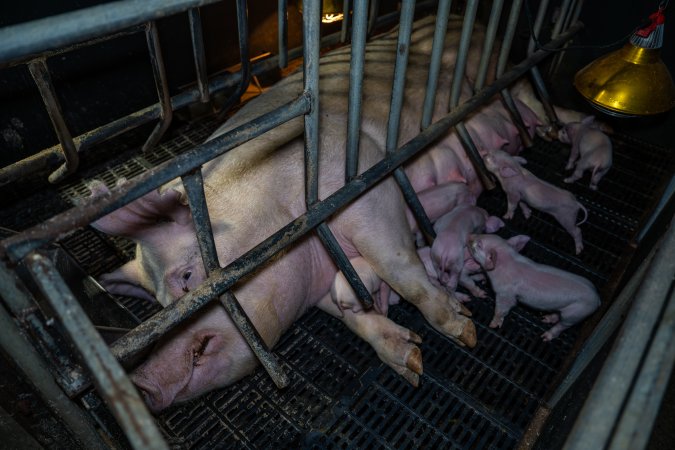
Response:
[2,116,673,449]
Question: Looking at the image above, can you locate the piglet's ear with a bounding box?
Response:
[499,166,519,178]
[507,235,530,252]
[485,216,505,233]
[581,115,595,126]
[484,249,497,271]
[514,156,527,165]
[98,259,156,303]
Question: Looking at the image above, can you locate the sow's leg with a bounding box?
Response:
[317,296,423,386]
[332,177,477,347]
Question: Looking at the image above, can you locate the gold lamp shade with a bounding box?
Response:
[574,43,675,117]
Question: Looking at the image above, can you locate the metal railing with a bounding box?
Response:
[0,0,586,448]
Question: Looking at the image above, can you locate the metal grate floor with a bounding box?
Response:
[2,115,673,449]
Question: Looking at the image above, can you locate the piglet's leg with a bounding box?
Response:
[504,191,521,220]
[554,210,584,254]
[565,144,580,170]
[317,295,423,386]
[490,294,517,329]
[458,271,486,299]
[519,202,532,220]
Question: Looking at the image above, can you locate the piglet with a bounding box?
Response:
[431,205,504,291]
[483,149,588,254]
[468,234,600,341]
[558,116,613,190]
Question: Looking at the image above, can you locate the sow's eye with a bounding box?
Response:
[181,271,192,293]
[192,335,213,367]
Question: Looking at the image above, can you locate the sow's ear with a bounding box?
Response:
[507,235,530,252]
[88,179,191,238]
[98,259,156,303]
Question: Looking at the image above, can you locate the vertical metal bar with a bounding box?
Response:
[340,0,351,43]
[316,223,374,309]
[421,0,453,130]
[28,59,80,183]
[26,252,167,450]
[551,0,574,39]
[303,0,321,207]
[141,21,173,152]
[0,301,108,450]
[278,0,288,68]
[550,0,584,76]
[386,0,436,242]
[474,0,504,91]
[188,8,210,103]
[181,169,289,387]
[217,0,251,116]
[450,0,495,190]
[367,0,380,36]
[345,0,369,182]
[501,90,534,148]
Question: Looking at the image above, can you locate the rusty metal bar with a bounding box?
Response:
[0,300,107,449]
[278,0,288,68]
[28,59,80,183]
[345,0,369,182]
[25,252,167,450]
[181,168,290,387]
[421,0,453,130]
[141,21,173,152]
[303,0,321,207]
[0,94,311,263]
[106,22,585,364]
[449,0,496,190]
[217,0,251,116]
[188,8,210,103]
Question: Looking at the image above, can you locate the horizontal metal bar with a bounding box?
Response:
[0,300,108,450]
[107,22,585,363]
[0,93,311,263]
[26,252,167,450]
[0,0,223,65]
[563,221,675,450]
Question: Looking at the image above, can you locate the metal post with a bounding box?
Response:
[141,21,173,152]
[421,0,453,130]
[474,0,504,91]
[278,0,288,68]
[28,59,80,183]
[303,0,321,207]
[367,0,380,36]
[26,252,167,450]
[188,8,210,103]
[217,0,251,116]
[340,0,351,43]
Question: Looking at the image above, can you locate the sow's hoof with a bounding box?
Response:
[460,319,477,348]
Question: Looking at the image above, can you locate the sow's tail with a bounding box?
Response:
[576,203,589,226]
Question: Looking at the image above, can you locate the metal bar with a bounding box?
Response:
[181,169,220,273]
[551,0,574,39]
[26,252,167,450]
[527,0,550,55]
[28,59,80,183]
[0,301,108,450]
[316,223,374,309]
[0,0,223,65]
[449,0,495,190]
[609,287,675,450]
[345,0,369,182]
[107,24,585,363]
[0,94,312,263]
[367,0,380,36]
[340,0,351,43]
[421,0,453,130]
[474,0,504,91]
[278,0,288,68]
[0,260,91,396]
[181,169,292,388]
[141,21,173,153]
[303,0,321,207]
[217,0,251,116]
[188,8,210,103]
[220,292,290,388]
[495,0,524,77]
[501,90,533,148]
[563,222,675,450]
[550,0,585,76]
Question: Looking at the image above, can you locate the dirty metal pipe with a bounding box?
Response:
[188,8,210,103]
[141,21,173,153]
[217,0,251,117]
[0,301,108,450]
[303,0,321,207]
[563,222,675,450]
[0,0,223,65]
[278,0,288,68]
[449,0,495,191]
[340,0,351,43]
[387,0,436,244]
[345,0,369,182]
[0,94,311,263]
[421,0,453,130]
[474,0,504,91]
[107,23,585,363]
[26,252,167,450]
[28,59,80,183]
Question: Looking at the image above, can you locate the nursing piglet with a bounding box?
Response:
[431,205,504,291]
[468,234,600,341]
[483,149,588,254]
[558,116,613,190]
